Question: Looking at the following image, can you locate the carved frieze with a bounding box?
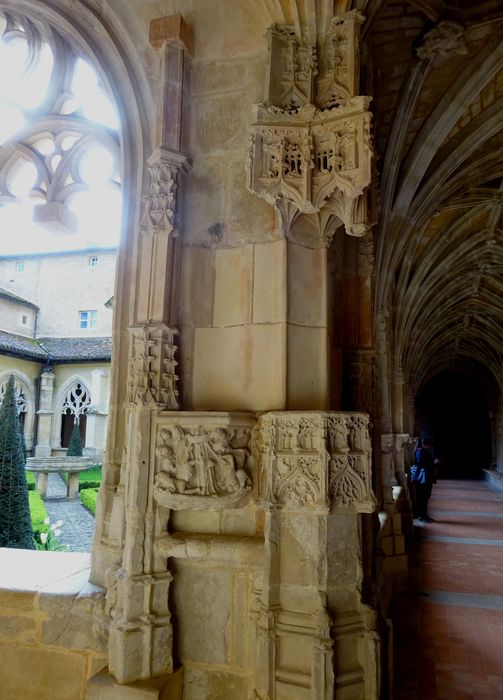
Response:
[126,325,179,409]
[153,415,254,510]
[256,412,375,512]
[248,11,372,239]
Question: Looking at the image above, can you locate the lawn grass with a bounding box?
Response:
[80,488,98,516]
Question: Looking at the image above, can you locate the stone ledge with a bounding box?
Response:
[85,667,183,699]
[0,548,93,594]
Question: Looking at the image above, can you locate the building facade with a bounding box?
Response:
[0,249,115,459]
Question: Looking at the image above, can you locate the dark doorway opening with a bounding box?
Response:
[60,413,87,448]
[415,371,492,479]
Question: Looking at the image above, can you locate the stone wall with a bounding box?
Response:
[0,249,116,337]
[0,550,107,700]
[0,297,37,337]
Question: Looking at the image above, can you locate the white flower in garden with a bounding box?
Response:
[54,528,62,537]
[40,532,48,544]
[55,520,63,528]
[44,517,50,525]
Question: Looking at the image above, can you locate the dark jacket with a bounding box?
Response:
[414,447,435,484]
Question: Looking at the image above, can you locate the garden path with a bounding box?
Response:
[43,473,95,552]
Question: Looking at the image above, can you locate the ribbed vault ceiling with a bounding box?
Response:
[365,0,503,398]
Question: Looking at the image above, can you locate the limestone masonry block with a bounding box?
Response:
[213,246,253,326]
[253,240,287,324]
[193,324,286,411]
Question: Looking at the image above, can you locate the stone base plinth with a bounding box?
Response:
[85,668,183,699]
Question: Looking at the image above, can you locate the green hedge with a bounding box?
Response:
[26,470,36,491]
[80,488,98,516]
[29,491,48,531]
[61,465,102,491]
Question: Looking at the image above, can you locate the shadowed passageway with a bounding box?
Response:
[393,479,503,700]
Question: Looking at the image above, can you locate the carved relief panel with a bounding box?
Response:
[256,411,375,512]
[153,412,256,510]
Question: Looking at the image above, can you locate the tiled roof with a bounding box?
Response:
[38,337,112,362]
[0,331,111,363]
[0,331,47,360]
[0,286,38,309]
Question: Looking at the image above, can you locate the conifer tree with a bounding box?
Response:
[0,375,34,549]
[67,419,83,457]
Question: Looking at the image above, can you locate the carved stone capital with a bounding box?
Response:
[140,149,187,238]
[153,412,256,510]
[416,21,467,61]
[126,324,179,409]
[256,411,375,512]
[381,433,395,453]
[248,12,373,242]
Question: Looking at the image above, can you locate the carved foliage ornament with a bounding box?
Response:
[248,11,372,238]
[126,326,179,409]
[140,159,179,237]
[153,423,253,510]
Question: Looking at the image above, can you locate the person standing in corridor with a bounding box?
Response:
[414,438,439,523]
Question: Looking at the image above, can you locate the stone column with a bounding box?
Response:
[247,11,373,412]
[95,16,193,685]
[84,369,109,460]
[254,411,378,700]
[393,433,409,487]
[35,367,55,458]
[381,433,395,510]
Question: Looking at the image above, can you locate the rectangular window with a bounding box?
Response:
[16,262,25,272]
[79,310,97,329]
[21,315,27,325]
[89,256,99,267]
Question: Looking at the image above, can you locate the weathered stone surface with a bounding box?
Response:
[172,562,233,665]
[0,644,87,700]
[192,324,286,410]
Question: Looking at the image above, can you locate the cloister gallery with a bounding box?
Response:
[0,1,503,699]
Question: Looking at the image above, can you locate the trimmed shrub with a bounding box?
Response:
[67,420,83,456]
[26,471,36,491]
[29,490,48,531]
[80,487,98,516]
[0,375,34,549]
[61,464,102,491]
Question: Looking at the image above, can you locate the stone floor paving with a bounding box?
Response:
[42,473,96,553]
[393,478,503,700]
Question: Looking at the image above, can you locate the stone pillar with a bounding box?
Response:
[35,367,55,458]
[97,16,193,685]
[391,367,404,436]
[85,369,109,459]
[254,411,378,700]
[36,472,48,498]
[247,11,373,411]
[381,433,395,510]
[393,433,409,487]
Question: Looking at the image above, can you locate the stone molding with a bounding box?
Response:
[247,11,373,241]
[256,410,375,512]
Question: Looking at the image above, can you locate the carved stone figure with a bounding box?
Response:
[153,424,252,510]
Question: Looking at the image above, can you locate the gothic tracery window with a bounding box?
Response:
[0,375,28,416]
[0,10,121,253]
[61,381,91,421]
